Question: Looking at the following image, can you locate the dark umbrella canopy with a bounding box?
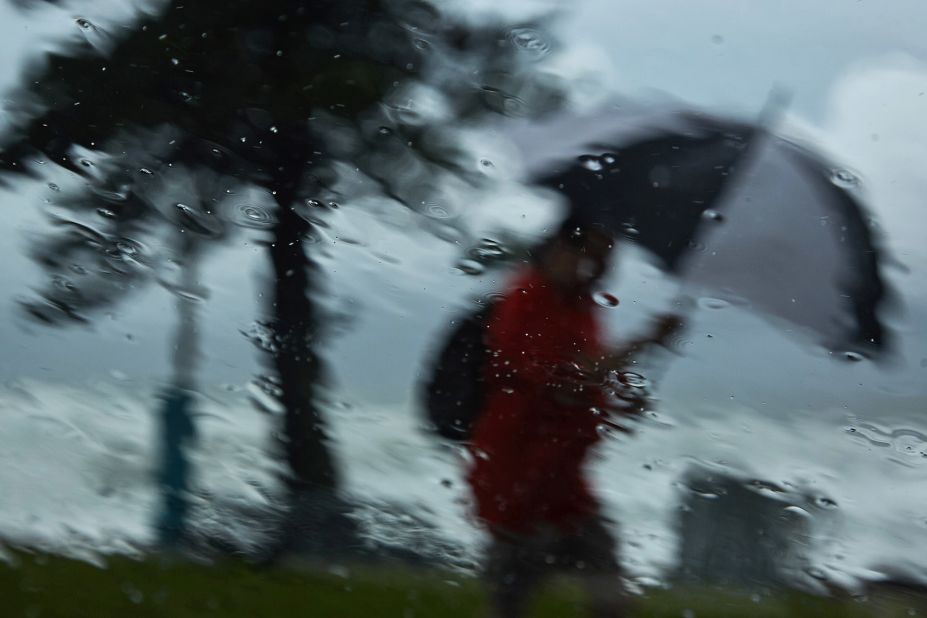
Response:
[507,102,891,356]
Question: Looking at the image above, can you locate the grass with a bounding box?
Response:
[1,549,924,617]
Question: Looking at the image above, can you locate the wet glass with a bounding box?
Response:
[1,1,925,616]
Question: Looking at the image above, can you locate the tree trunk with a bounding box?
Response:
[269,187,339,492]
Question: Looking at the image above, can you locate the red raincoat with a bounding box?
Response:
[468,266,607,534]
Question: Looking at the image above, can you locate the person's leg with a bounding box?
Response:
[484,531,545,618]
[559,517,629,618]
[580,573,629,618]
[487,569,542,618]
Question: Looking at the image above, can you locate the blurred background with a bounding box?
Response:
[0,0,925,614]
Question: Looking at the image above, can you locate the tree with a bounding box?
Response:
[3,0,568,550]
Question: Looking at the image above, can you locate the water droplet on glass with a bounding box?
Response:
[247,376,285,415]
[122,583,144,605]
[501,95,526,116]
[783,505,813,521]
[76,17,93,30]
[619,372,648,388]
[425,202,452,219]
[831,168,859,188]
[593,292,620,308]
[175,203,222,237]
[686,239,706,252]
[96,208,117,219]
[455,258,485,275]
[842,351,865,362]
[698,297,731,310]
[234,204,276,229]
[241,321,278,354]
[509,27,551,58]
[579,155,603,172]
[702,209,725,222]
[47,182,60,192]
[471,238,506,260]
[94,186,130,203]
[52,276,76,293]
[113,239,146,264]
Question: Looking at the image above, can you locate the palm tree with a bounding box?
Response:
[3,0,567,551]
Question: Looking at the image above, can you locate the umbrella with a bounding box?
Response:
[506,100,891,356]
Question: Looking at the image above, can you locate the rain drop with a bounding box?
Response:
[830,168,859,188]
[425,203,452,219]
[509,27,551,58]
[579,155,603,172]
[783,505,813,520]
[115,239,143,259]
[501,95,526,116]
[472,238,506,260]
[619,371,648,388]
[455,259,485,275]
[175,203,222,237]
[698,297,731,310]
[593,291,620,308]
[702,209,725,222]
[52,276,76,292]
[235,204,276,229]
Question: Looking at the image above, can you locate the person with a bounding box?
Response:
[467,215,682,617]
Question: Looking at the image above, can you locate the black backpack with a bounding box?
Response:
[422,301,496,441]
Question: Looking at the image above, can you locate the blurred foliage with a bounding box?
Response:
[1,0,566,323]
[2,549,924,618]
